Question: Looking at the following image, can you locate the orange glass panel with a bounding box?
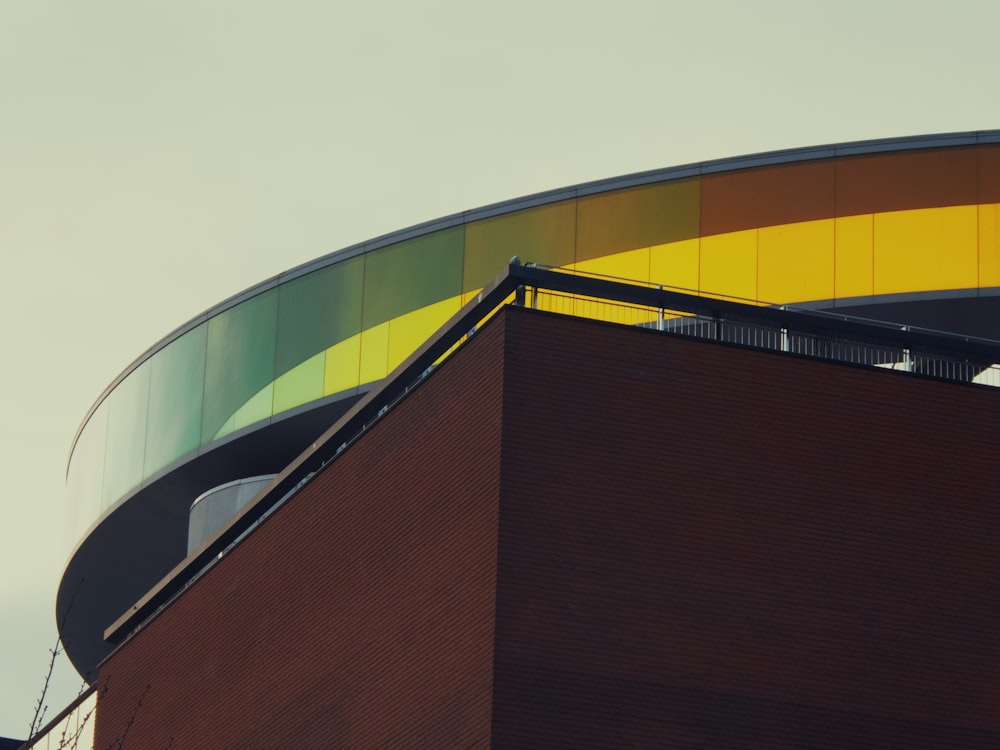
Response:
[576,180,699,262]
[836,149,978,217]
[979,145,1000,204]
[701,160,835,237]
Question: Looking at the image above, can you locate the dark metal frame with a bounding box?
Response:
[105,260,1000,648]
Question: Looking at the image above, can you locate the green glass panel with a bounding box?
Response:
[102,361,151,506]
[202,289,278,444]
[361,227,464,328]
[575,179,701,262]
[464,200,576,291]
[213,413,236,443]
[144,325,207,477]
[273,353,325,413]
[67,399,108,535]
[275,256,364,377]
[232,384,274,433]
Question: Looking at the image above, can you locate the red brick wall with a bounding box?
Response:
[95,315,507,749]
[492,308,1000,747]
[96,306,1000,748]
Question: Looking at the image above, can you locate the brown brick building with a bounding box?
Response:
[92,304,1000,748]
[38,132,1000,749]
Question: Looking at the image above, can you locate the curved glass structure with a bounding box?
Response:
[60,130,1000,680]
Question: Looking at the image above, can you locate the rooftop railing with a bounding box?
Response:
[105,259,1000,649]
[523,262,1000,386]
[18,687,95,750]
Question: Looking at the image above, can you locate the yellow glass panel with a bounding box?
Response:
[650,238,699,293]
[434,291,517,367]
[273,352,325,413]
[324,334,362,396]
[358,321,389,386]
[757,219,834,304]
[979,203,1000,288]
[387,296,463,372]
[873,206,978,295]
[835,214,874,299]
[529,290,570,315]
[572,246,650,284]
[573,294,658,325]
[461,289,483,307]
[699,229,757,302]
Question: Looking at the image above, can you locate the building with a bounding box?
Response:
[35,131,1000,747]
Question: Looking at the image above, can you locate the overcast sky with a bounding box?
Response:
[2,0,999,739]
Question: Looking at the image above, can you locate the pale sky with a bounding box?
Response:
[2,0,998,738]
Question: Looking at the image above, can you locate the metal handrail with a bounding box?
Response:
[19,686,96,750]
[105,259,1000,647]
[526,260,1000,354]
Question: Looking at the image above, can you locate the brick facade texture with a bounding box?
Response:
[94,310,507,749]
[96,306,1000,748]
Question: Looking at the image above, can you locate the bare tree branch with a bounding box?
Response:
[108,683,150,750]
[27,586,80,745]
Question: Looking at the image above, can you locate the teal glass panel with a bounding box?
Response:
[67,399,108,535]
[275,256,364,377]
[144,325,207,477]
[201,289,278,444]
[464,200,576,291]
[361,227,465,328]
[102,361,151,506]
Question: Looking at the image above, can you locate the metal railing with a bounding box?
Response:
[106,259,1000,648]
[19,688,96,750]
[524,263,1000,387]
